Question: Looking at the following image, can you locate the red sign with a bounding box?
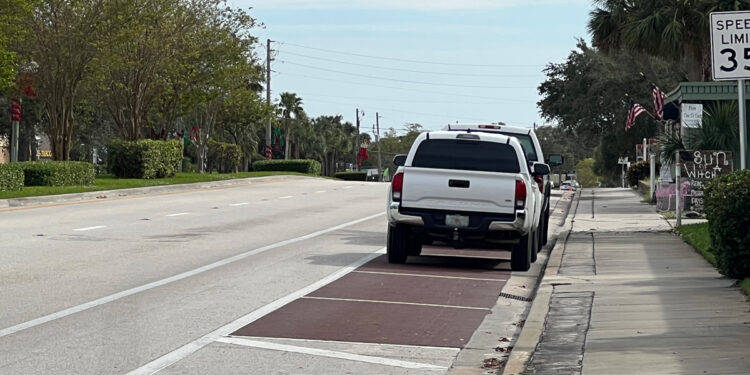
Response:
[10,98,21,122]
[264,144,272,159]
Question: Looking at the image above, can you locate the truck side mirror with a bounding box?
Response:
[532,163,551,176]
[547,154,564,167]
[393,154,407,167]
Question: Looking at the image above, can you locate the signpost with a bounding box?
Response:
[710,11,750,169]
[618,157,629,188]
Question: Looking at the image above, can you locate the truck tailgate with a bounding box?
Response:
[401,167,517,214]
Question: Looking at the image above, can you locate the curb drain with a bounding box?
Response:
[499,292,533,302]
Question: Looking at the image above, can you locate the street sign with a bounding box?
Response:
[710,11,750,80]
[681,103,703,128]
[617,157,629,165]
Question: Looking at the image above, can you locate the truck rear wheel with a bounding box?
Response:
[531,229,539,263]
[387,224,408,264]
[542,207,550,246]
[511,232,532,271]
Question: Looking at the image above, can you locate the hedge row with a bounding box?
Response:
[704,170,750,279]
[626,161,649,187]
[108,139,183,179]
[252,159,321,175]
[0,164,24,191]
[334,172,367,181]
[18,161,95,186]
[208,139,242,173]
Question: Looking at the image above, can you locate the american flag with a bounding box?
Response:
[626,103,646,130]
[652,86,665,119]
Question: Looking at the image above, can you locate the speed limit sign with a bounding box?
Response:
[711,11,750,80]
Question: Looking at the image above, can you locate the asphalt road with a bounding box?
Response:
[0,177,561,374]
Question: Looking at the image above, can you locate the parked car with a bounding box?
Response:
[443,123,563,247]
[559,180,578,191]
[386,130,550,271]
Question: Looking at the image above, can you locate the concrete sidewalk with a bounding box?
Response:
[505,188,750,375]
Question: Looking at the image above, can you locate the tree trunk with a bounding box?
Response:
[284,118,291,160]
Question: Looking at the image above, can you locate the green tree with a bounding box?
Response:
[277,92,304,160]
[588,0,750,81]
[575,158,601,188]
[17,0,118,160]
[0,0,31,91]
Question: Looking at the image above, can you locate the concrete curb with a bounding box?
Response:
[501,193,577,375]
[0,174,309,210]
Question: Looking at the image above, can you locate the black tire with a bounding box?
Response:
[407,235,422,256]
[511,232,532,271]
[387,225,408,264]
[531,229,538,263]
[542,207,550,246]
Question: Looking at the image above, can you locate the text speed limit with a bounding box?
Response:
[711,11,750,80]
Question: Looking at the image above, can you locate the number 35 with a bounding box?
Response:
[720,48,750,72]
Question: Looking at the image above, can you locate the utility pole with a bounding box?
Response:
[354,108,362,171]
[376,112,383,181]
[10,97,21,162]
[265,39,272,159]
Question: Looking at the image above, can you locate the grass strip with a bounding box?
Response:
[0,172,309,199]
[675,222,716,267]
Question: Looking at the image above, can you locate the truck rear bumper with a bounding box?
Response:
[388,202,530,234]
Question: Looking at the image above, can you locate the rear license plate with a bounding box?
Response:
[445,214,470,227]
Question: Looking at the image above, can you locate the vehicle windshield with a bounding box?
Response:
[412,139,520,173]
[501,133,538,162]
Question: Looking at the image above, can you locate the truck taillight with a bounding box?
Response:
[392,172,404,202]
[515,179,526,209]
[534,175,544,193]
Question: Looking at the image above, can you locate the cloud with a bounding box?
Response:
[241,0,587,10]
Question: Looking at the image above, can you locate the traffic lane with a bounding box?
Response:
[232,253,509,349]
[0,218,386,374]
[0,181,387,330]
[0,177,376,238]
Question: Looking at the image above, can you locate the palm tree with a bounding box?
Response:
[277,92,304,160]
[587,0,750,81]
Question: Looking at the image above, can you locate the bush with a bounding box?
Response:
[252,159,321,175]
[626,161,649,187]
[575,158,601,188]
[334,172,367,181]
[0,164,24,191]
[108,139,183,179]
[207,139,242,173]
[18,161,95,186]
[704,170,750,279]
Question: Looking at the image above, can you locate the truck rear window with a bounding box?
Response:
[411,139,520,173]
[500,133,538,162]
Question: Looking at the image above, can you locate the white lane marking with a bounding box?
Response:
[229,336,461,352]
[352,270,507,283]
[165,212,190,217]
[72,225,107,232]
[315,190,326,194]
[0,213,385,340]
[126,248,386,375]
[215,337,447,370]
[343,186,353,189]
[301,296,490,311]
[230,202,249,207]
[279,196,293,199]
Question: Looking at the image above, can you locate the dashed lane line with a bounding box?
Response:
[126,247,386,375]
[72,225,107,232]
[300,296,491,311]
[165,212,190,217]
[315,190,327,194]
[0,213,385,341]
[230,202,249,207]
[279,196,294,199]
[214,336,447,370]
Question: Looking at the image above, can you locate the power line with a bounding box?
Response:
[277,50,540,78]
[302,97,493,122]
[275,71,539,101]
[270,90,528,105]
[278,60,535,89]
[278,41,544,68]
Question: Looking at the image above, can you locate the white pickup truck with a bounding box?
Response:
[386,130,550,271]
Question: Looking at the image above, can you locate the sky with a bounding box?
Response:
[231,0,593,135]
